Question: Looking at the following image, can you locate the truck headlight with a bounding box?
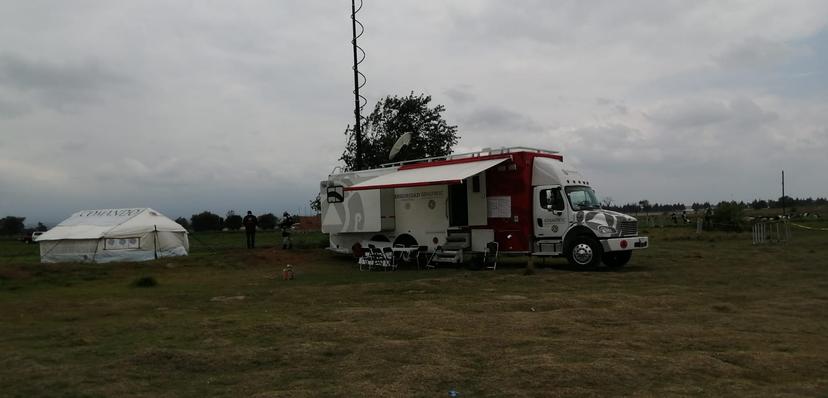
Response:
[598,226,616,235]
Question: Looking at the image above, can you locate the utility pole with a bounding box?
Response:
[351,0,363,170]
[781,170,785,217]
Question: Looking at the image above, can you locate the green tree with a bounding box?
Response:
[340,92,459,170]
[190,211,223,232]
[711,201,744,232]
[174,217,191,230]
[0,216,25,235]
[258,213,278,230]
[309,195,321,215]
[601,196,614,208]
[638,200,651,213]
[35,222,48,232]
[224,214,243,230]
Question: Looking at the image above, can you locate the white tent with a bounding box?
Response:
[36,208,189,263]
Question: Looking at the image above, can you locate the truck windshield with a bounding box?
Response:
[565,186,600,211]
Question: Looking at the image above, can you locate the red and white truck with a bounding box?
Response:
[320,147,648,267]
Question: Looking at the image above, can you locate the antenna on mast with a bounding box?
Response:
[351,0,367,170]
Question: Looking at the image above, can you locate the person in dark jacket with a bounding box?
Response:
[243,211,258,249]
[280,212,293,249]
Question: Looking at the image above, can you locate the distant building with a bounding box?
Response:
[294,215,321,232]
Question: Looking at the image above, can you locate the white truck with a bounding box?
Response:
[320,147,648,268]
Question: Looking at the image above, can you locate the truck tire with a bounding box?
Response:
[566,235,603,268]
[602,251,631,268]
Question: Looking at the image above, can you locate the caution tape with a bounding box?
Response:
[791,223,828,231]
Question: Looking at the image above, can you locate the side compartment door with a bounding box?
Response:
[533,185,568,239]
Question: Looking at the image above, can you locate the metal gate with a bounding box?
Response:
[752,221,790,244]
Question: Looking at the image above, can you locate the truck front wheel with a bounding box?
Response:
[602,251,631,268]
[566,236,603,268]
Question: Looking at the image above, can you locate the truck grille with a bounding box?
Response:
[619,221,638,237]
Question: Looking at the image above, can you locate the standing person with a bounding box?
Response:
[243,211,258,249]
[703,205,713,230]
[280,212,293,249]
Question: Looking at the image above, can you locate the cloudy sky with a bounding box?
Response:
[1,1,827,226]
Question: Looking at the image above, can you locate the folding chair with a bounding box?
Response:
[484,241,499,270]
[400,246,420,270]
[417,246,429,268]
[359,244,377,271]
[381,247,397,270]
[425,246,441,269]
[358,251,372,271]
[369,246,388,270]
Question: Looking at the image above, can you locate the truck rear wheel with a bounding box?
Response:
[602,251,631,268]
[566,236,603,268]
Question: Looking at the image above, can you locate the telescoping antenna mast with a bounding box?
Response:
[351,0,367,170]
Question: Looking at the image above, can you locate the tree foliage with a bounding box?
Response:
[190,211,223,232]
[0,216,25,235]
[174,217,191,230]
[309,195,321,215]
[340,92,459,170]
[258,213,278,230]
[710,201,745,232]
[607,202,686,213]
[224,214,243,230]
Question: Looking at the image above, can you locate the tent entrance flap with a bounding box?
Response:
[345,158,508,191]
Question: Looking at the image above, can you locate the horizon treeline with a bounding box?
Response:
[178,211,298,232]
[607,196,828,214]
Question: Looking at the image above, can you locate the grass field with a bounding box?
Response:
[1,225,828,397]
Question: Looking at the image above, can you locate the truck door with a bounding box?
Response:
[533,185,568,239]
[448,183,468,227]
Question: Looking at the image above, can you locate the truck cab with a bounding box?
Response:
[533,184,647,268]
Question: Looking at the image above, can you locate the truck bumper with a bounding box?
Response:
[601,236,648,252]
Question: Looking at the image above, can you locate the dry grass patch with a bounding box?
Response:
[1,229,827,396]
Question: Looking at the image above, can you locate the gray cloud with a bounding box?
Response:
[444,85,476,105]
[462,105,547,133]
[0,54,132,111]
[0,96,29,118]
[714,37,798,69]
[645,98,777,130]
[1,1,828,224]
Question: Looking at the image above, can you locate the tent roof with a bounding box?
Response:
[36,208,186,241]
[345,157,509,191]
